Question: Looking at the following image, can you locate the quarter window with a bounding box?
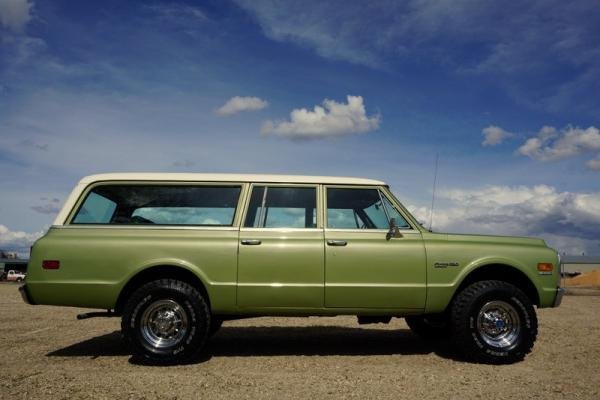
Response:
[326,188,410,229]
[72,192,116,224]
[244,186,317,228]
[71,185,241,226]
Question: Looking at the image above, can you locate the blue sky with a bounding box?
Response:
[1,0,600,256]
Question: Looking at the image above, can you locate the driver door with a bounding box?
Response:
[324,186,426,309]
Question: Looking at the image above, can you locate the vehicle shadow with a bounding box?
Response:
[46,330,129,359]
[47,325,459,363]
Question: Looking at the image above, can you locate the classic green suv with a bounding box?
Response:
[21,173,563,364]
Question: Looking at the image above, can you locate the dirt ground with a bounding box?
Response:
[565,270,600,287]
[1,283,599,400]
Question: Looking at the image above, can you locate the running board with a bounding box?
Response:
[77,310,116,320]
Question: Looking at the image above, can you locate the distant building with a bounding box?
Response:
[1,258,28,273]
[561,255,600,274]
[0,250,28,273]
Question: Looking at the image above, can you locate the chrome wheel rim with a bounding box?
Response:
[140,299,188,349]
[476,300,520,350]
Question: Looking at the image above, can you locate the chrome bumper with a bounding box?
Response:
[19,284,34,305]
[553,287,565,307]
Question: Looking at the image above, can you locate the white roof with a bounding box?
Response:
[79,173,387,186]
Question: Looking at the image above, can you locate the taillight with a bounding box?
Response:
[42,260,60,270]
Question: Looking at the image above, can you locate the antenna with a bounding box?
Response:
[428,153,439,231]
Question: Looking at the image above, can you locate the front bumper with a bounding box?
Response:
[553,287,565,307]
[19,284,35,305]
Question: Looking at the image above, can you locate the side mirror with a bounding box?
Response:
[386,218,403,240]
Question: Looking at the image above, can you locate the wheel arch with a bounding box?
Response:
[114,264,211,314]
[452,263,540,307]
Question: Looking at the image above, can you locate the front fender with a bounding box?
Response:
[457,256,538,289]
[425,256,541,313]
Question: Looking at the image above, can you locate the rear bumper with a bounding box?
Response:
[553,287,565,307]
[19,284,35,305]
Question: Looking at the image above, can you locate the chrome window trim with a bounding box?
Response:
[324,228,418,234]
[239,227,324,233]
[52,224,239,231]
[377,189,392,223]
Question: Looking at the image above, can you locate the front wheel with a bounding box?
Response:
[121,279,211,364]
[451,280,537,364]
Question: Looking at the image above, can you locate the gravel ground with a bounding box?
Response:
[1,283,599,399]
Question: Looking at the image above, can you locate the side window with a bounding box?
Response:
[72,192,116,223]
[244,186,317,228]
[381,194,411,228]
[326,188,410,229]
[71,185,241,226]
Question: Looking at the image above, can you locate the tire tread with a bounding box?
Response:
[451,279,537,364]
[121,278,210,364]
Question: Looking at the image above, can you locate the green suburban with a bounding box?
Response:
[21,173,563,364]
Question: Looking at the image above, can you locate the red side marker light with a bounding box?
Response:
[42,260,60,270]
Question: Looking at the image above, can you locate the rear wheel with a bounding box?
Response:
[451,280,537,364]
[121,279,210,364]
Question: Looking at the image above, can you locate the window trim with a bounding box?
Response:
[66,181,248,228]
[240,183,322,230]
[323,185,416,232]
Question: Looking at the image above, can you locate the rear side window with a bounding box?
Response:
[72,192,117,224]
[244,186,317,228]
[71,185,241,226]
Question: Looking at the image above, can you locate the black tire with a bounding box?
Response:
[209,317,223,337]
[121,279,210,364]
[451,280,537,364]
[405,314,452,341]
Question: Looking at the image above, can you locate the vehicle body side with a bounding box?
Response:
[24,176,561,316]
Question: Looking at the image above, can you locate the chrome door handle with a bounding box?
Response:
[241,239,262,245]
[327,240,347,246]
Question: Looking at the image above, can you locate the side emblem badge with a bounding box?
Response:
[434,261,460,268]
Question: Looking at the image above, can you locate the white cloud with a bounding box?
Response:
[233,1,383,68]
[30,197,61,215]
[0,0,32,32]
[261,95,380,139]
[147,3,208,23]
[234,1,600,115]
[586,155,600,171]
[0,224,44,250]
[482,125,513,146]
[406,184,600,255]
[215,96,268,116]
[517,125,600,166]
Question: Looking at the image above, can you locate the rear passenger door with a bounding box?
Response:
[237,184,324,309]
